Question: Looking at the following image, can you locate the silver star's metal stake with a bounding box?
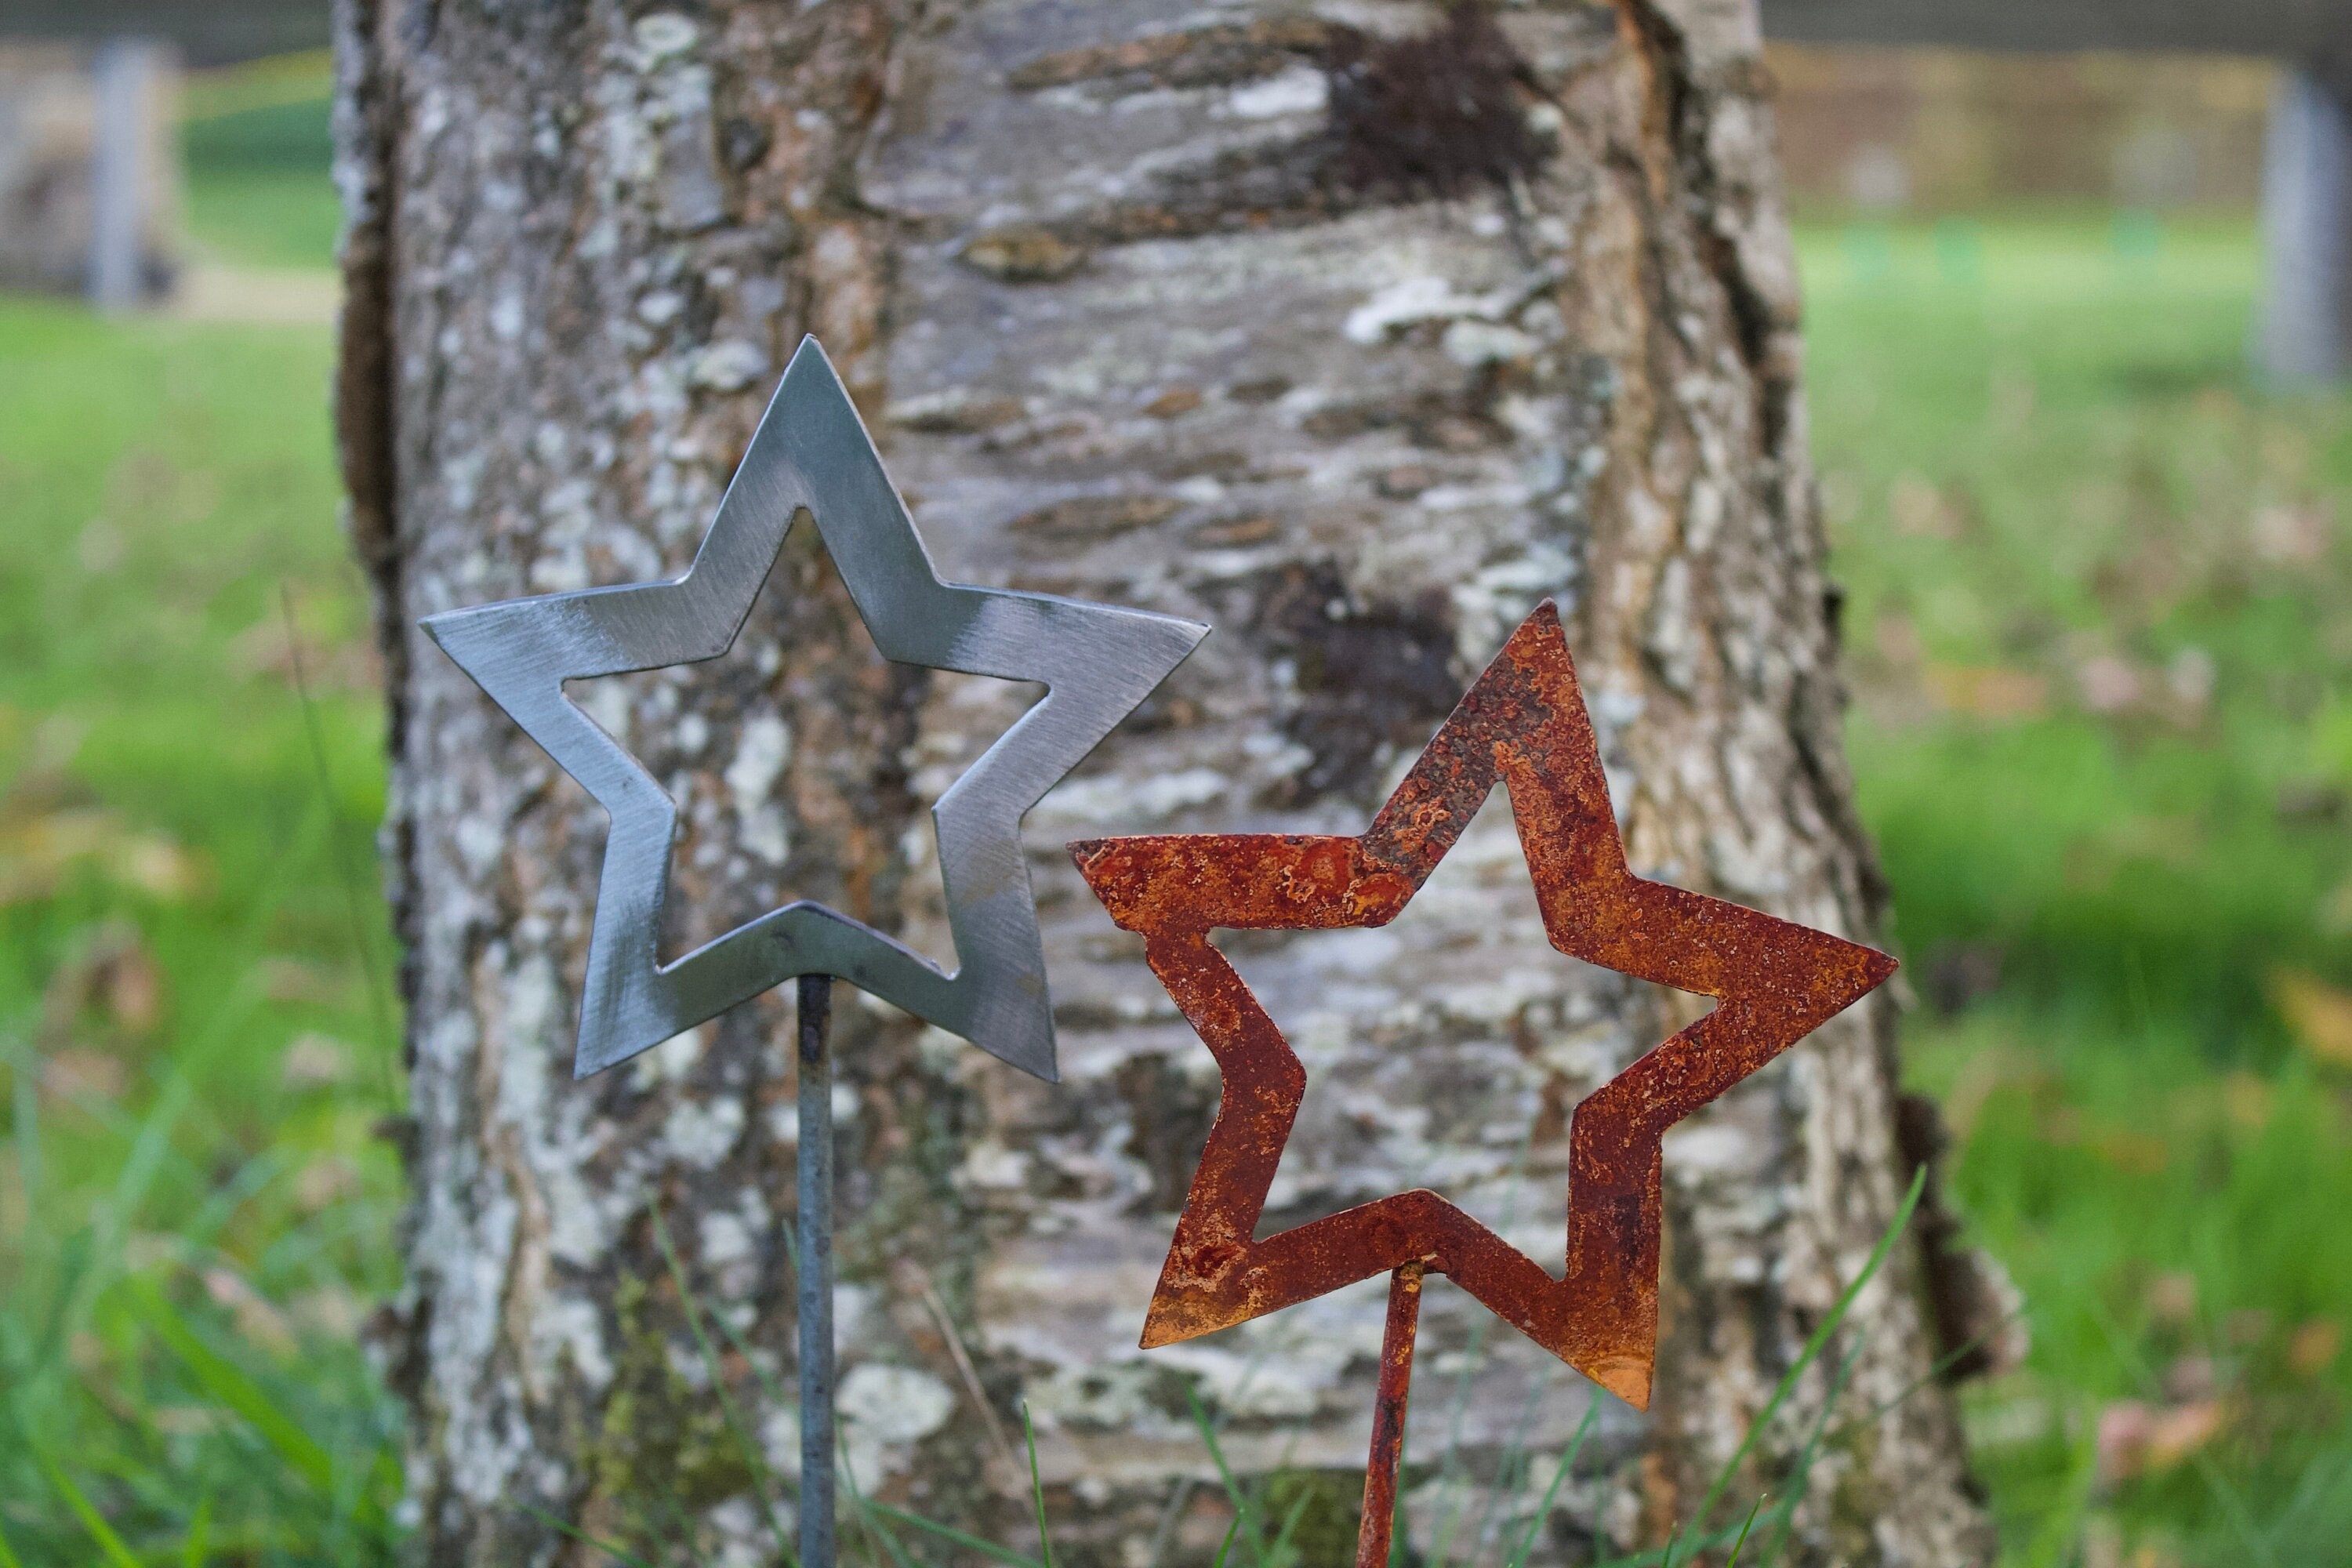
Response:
[797,974,836,1568]
[421,337,1206,1565]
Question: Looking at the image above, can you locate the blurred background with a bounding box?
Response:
[5,2,2352,1563]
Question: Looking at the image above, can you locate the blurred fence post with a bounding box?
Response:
[2259,64,2352,383]
[88,38,154,310]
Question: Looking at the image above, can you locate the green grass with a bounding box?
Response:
[1805,212,2352,1565]
[9,89,2352,1561]
[0,296,401,1559]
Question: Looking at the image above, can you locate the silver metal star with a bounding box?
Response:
[423,337,1206,1082]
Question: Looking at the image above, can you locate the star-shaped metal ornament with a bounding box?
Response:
[1071,603,1896,1412]
[424,336,1207,1083]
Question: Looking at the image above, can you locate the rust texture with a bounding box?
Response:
[1069,604,1897,1411]
[1356,1262,1425,1568]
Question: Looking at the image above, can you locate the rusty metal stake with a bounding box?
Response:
[1357,1261,1426,1568]
[798,974,836,1568]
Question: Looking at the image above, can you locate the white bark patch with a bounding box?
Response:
[959,1138,1031,1190]
[1036,767,1226,825]
[689,340,769,392]
[1441,320,1538,366]
[1224,67,1327,120]
[724,713,793,863]
[1644,555,1701,695]
[661,1095,744,1169]
[530,1292,613,1392]
[839,1363,956,1445]
[630,1023,706,1091]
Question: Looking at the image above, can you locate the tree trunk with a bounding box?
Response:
[336,0,1994,1563]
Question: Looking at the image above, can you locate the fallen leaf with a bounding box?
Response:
[2091,1129,2169,1175]
[2271,969,2352,1067]
[2161,1353,2216,1402]
[1890,472,1962,538]
[226,615,380,694]
[2252,501,2332,566]
[39,920,167,1044]
[0,808,201,905]
[293,1155,361,1211]
[204,1268,297,1359]
[1925,664,2049,721]
[255,956,344,1005]
[290,1284,365,1340]
[282,1031,353,1088]
[2222,1072,2273,1131]
[2146,1272,2198,1328]
[2289,1318,2341,1376]
[2078,655,2145,715]
[42,1047,125,1101]
[2097,1398,2229,1483]
[2145,1401,2228,1469]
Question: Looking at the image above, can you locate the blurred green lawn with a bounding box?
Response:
[2,83,2350,1567]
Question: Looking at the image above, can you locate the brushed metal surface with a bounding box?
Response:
[424,336,1207,1082]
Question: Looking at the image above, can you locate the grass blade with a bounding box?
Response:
[2084,1294,2275,1568]
[840,1445,927,1568]
[1210,1514,1242,1568]
[1021,1401,1058,1568]
[1724,1497,1763,1567]
[39,1450,142,1568]
[279,581,397,1101]
[648,1207,798,1568]
[1187,1385,1265,1566]
[1755,1337,1867,1566]
[184,1489,212,1568]
[1505,1398,1598,1568]
[869,1504,1044,1568]
[134,1277,335,1495]
[1672,1166,1926,1559]
[515,1502,665,1568]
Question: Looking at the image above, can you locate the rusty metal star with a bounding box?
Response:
[1069,601,1895,1410]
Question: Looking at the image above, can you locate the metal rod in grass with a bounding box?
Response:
[414,341,1206,1568]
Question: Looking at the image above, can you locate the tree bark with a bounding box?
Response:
[336,0,1994,1563]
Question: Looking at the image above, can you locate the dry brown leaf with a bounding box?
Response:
[293,1155,361,1210]
[39,920,168,1044]
[2145,1272,2198,1328]
[42,1047,125,1101]
[0,808,202,906]
[2289,1317,2341,1376]
[2092,1129,2169,1175]
[2222,1072,2274,1131]
[2096,1398,2230,1483]
[290,1283,365,1340]
[204,1268,297,1358]
[282,1031,353,1088]
[2271,968,2352,1067]
[1926,664,2050,721]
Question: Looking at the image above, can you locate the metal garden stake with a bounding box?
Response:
[1071,603,1897,1568]
[424,336,1206,1568]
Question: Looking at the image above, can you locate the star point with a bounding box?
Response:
[1070,601,1893,1410]
[425,336,1206,1083]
